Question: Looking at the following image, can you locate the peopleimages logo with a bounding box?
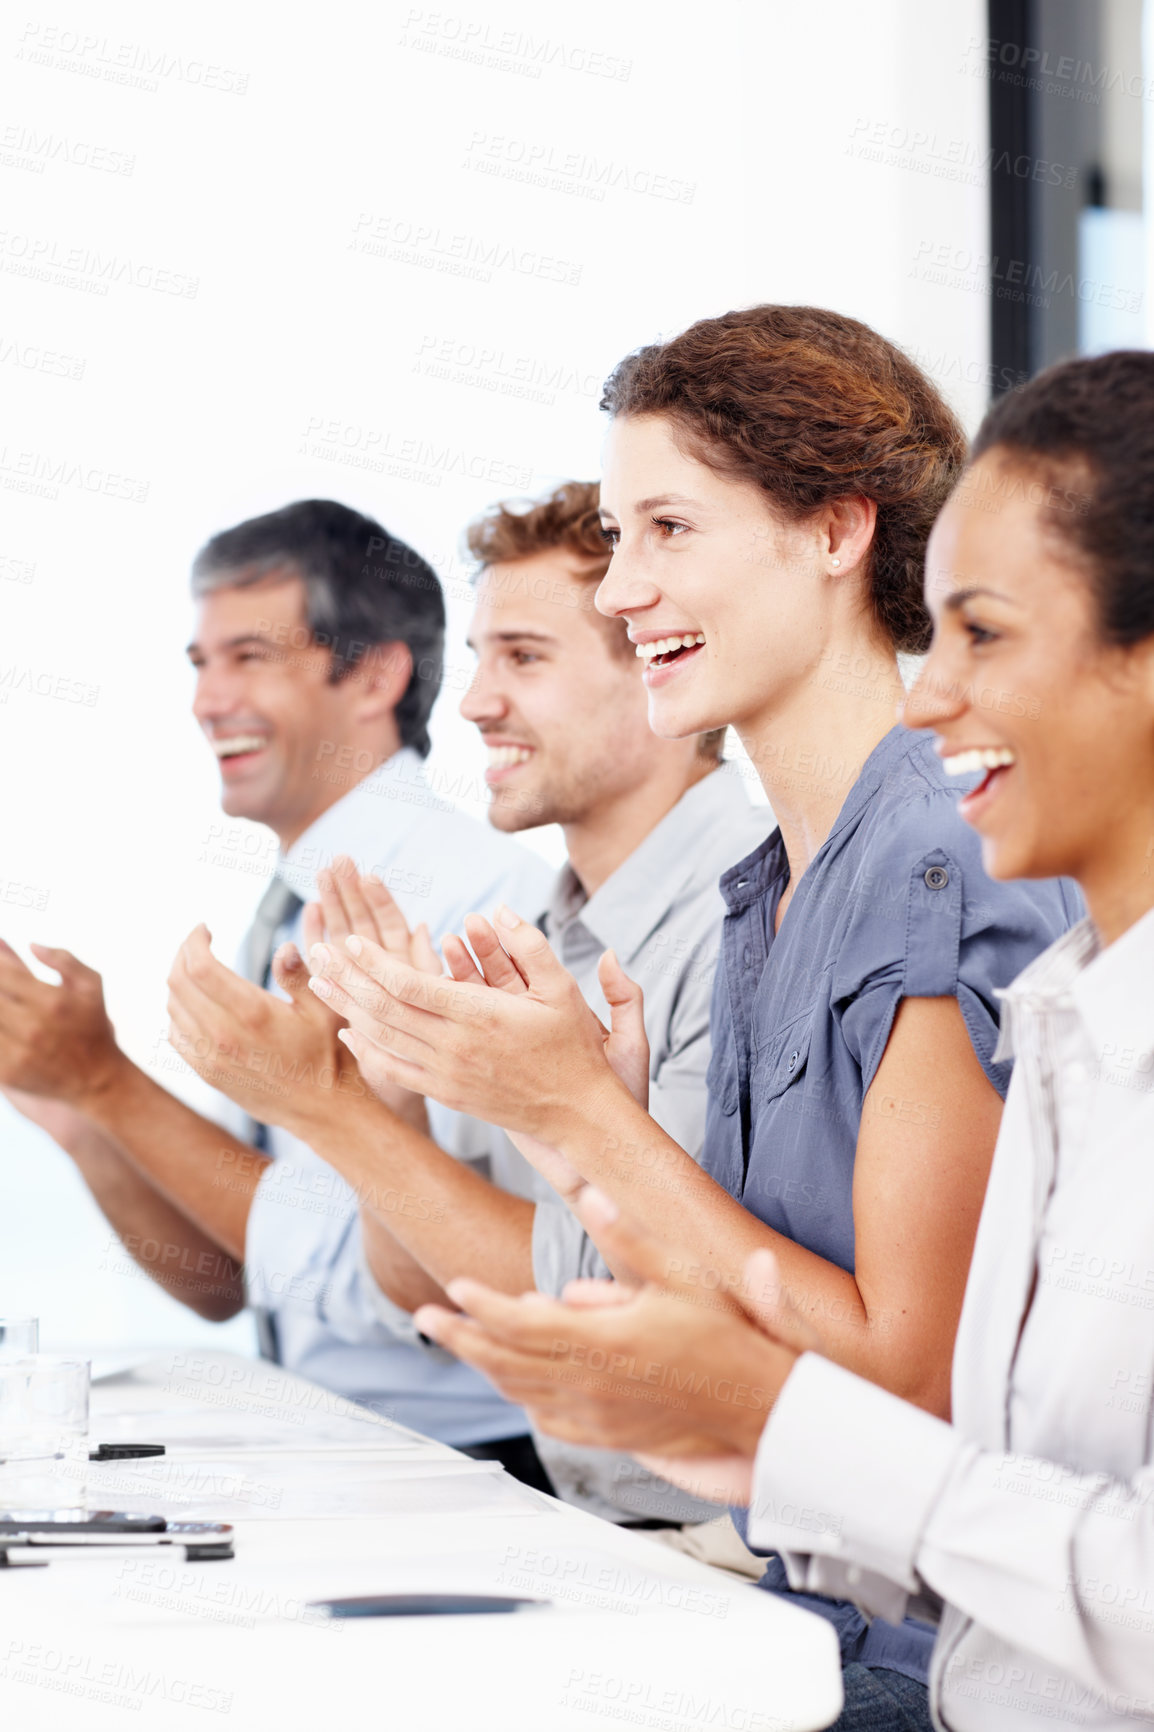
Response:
[462,130,695,203]
[910,240,1142,314]
[349,211,583,288]
[397,11,632,82]
[15,23,249,96]
[961,34,1154,103]
[0,446,148,504]
[299,414,533,491]
[0,229,198,299]
[0,123,135,175]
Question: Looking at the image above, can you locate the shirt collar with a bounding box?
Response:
[822,722,917,843]
[1072,904,1154,1063]
[718,724,915,915]
[547,763,754,964]
[277,748,434,901]
[993,907,1154,1063]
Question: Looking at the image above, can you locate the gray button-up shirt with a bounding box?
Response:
[526,762,771,1521]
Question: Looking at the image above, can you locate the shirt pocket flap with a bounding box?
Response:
[757,1017,813,1107]
[705,1039,740,1117]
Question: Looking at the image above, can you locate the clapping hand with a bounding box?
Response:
[304,857,442,1125]
[414,1189,825,1505]
[307,903,649,1167]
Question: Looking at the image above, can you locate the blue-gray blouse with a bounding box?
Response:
[705,725,1081,1682]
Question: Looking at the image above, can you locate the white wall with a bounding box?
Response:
[0,0,986,1354]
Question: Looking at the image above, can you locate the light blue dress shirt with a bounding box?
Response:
[233,748,556,1446]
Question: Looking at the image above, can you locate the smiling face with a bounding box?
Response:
[905,451,1154,892]
[595,414,859,745]
[189,571,400,846]
[460,549,676,831]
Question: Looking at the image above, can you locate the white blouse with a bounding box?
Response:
[750,910,1154,1730]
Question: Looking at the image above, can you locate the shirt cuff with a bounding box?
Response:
[748,1353,964,1622]
[351,1233,426,1347]
[531,1196,611,1297]
[242,1157,287,1309]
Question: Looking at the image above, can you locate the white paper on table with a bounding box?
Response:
[85,1452,549,1519]
[88,1351,163,1382]
[86,1401,451,1455]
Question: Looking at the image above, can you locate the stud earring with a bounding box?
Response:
[831,558,841,568]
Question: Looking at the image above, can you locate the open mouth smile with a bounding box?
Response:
[942,746,1016,822]
[484,744,534,785]
[212,734,269,768]
[633,632,706,683]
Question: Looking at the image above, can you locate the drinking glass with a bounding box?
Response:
[0,1356,90,1515]
[0,1318,39,1359]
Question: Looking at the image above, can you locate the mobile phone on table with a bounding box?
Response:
[0,1514,234,1560]
[0,1512,167,1535]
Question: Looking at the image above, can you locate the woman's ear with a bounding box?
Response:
[825,494,878,576]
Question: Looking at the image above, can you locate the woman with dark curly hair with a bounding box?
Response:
[313,307,1082,1728]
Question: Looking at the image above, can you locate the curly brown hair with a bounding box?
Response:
[600,306,967,653]
[465,480,610,575]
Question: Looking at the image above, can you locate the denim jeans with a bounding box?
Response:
[829,1665,934,1731]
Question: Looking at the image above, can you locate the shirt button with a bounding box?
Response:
[743,945,753,969]
[787,1050,800,1073]
[924,866,949,890]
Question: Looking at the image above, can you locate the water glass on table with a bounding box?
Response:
[0,1317,39,1359]
[0,1355,90,1516]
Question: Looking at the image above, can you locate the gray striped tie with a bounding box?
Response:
[241,875,304,989]
[241,874,303,1364]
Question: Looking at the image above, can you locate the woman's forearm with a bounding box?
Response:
[549,1079,944,1403]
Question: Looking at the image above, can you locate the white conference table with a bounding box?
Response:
[0,1350,842,1732]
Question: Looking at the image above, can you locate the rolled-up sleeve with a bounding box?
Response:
[336,1221,455,1362]
[832,796,1078,1100]
[244,1141,448,1352]
[243,1153,320,1313]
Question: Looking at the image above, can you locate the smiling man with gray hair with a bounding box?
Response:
[0,496,554,1484]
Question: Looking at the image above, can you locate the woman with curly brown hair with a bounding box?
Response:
[311,307,1081,1728]
[410,347,1154,1732]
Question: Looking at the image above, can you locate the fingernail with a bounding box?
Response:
[345,934,363,956]
[309,943,330,968]
[494,904,520,930]
[309,976,332,1000]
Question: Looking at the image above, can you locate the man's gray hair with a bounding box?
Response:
[191,499,445,758]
